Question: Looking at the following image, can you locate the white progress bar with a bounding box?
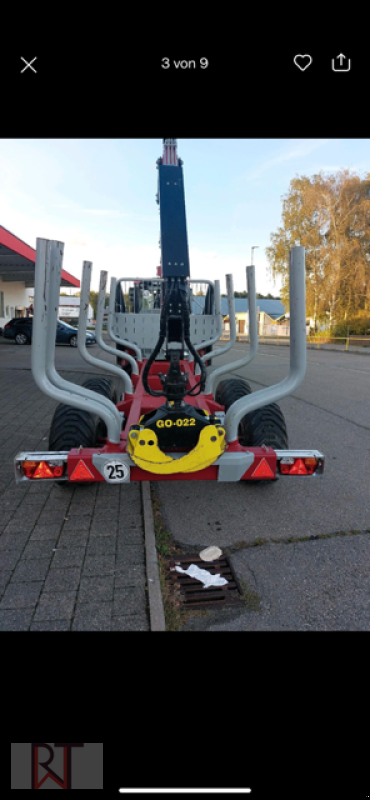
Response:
[119,791,251,795]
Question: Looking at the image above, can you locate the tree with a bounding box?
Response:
[221,292,281,299]
[89,291,99,319]
[265,170,370,330]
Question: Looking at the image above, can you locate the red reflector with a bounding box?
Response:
[70,459,95,481]
[251,457,275,479]
[289,458,308,475]
[33,461,54,479]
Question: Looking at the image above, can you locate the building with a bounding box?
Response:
[25,293,94,325]
[191,295,288,335]
[0,225,80,327]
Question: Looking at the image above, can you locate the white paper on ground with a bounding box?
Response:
[175,563,228,589]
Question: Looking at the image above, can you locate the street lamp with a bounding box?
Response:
[251,246,259,265]
[249,247,259,336]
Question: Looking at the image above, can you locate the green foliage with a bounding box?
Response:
[89,291,99,319]
[333,312,370,337]
[265,170,370,325]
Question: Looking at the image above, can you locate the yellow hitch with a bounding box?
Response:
[127,424,226,474]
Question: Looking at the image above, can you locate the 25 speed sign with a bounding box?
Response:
[103,460,129,483]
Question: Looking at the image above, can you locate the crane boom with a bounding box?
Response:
[157,139,190,278]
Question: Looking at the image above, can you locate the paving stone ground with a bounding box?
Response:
[0,367,150,631]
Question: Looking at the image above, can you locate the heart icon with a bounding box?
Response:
[294,54,312,71]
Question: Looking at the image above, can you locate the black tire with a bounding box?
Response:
[49,405,100,487]
[215,378,252,409]
[49,378,118,485]
[15,332,30,345]
[69,334,78,347]
[49,405,99,451]
[82,376,118,440]
[215,378,252,445]
[116,343,133,376]
[215,378,288,449]
[240,402,289,449]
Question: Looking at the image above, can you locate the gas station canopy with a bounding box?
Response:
[0,226,80,289]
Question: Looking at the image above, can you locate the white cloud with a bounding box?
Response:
[188,249,282,296]
[239,140,331,182]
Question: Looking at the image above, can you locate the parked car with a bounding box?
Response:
[2,317,96,346]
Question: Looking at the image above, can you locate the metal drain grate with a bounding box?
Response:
[166,554,244,609]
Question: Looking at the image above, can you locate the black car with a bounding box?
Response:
[2,317,96,346]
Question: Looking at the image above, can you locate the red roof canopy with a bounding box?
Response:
[0,226,80,288]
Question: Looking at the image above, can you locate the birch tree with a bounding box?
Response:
[266,170,370,329]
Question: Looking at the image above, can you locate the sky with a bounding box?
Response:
[1,138,370,297]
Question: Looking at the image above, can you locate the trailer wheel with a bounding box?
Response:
[240,402,289,449]
[49,377,117,485]
[215,378,252,444]
[215,378,252,411]
[81,376,118,440]
[214,378,288,450]
[48,405,100,486]
[49,406,99,451]
[116,343,133,376]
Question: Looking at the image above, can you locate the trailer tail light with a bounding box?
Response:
[276,451,324,476]
[22,460,66,479]
[279,458,314,475]
[14,453,69,483]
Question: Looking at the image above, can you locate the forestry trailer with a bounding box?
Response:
[15,139,324,485]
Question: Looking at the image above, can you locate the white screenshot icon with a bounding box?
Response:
[118,790,252,795]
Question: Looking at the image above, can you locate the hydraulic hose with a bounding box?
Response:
[142,279,174,397]
[179,281,207,393]
[142,277,206,398]
[142,333,166,396]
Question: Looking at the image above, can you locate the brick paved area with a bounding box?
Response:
[0,368,150,630]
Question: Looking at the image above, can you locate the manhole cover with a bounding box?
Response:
[166,554,245,609]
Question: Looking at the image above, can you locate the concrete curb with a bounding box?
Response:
[141,481,166,631]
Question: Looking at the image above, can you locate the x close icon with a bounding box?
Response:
[20,57,37,73]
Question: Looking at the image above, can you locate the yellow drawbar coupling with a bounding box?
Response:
[127,424,226,474]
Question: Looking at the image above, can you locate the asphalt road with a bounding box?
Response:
[154,341,370,630]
